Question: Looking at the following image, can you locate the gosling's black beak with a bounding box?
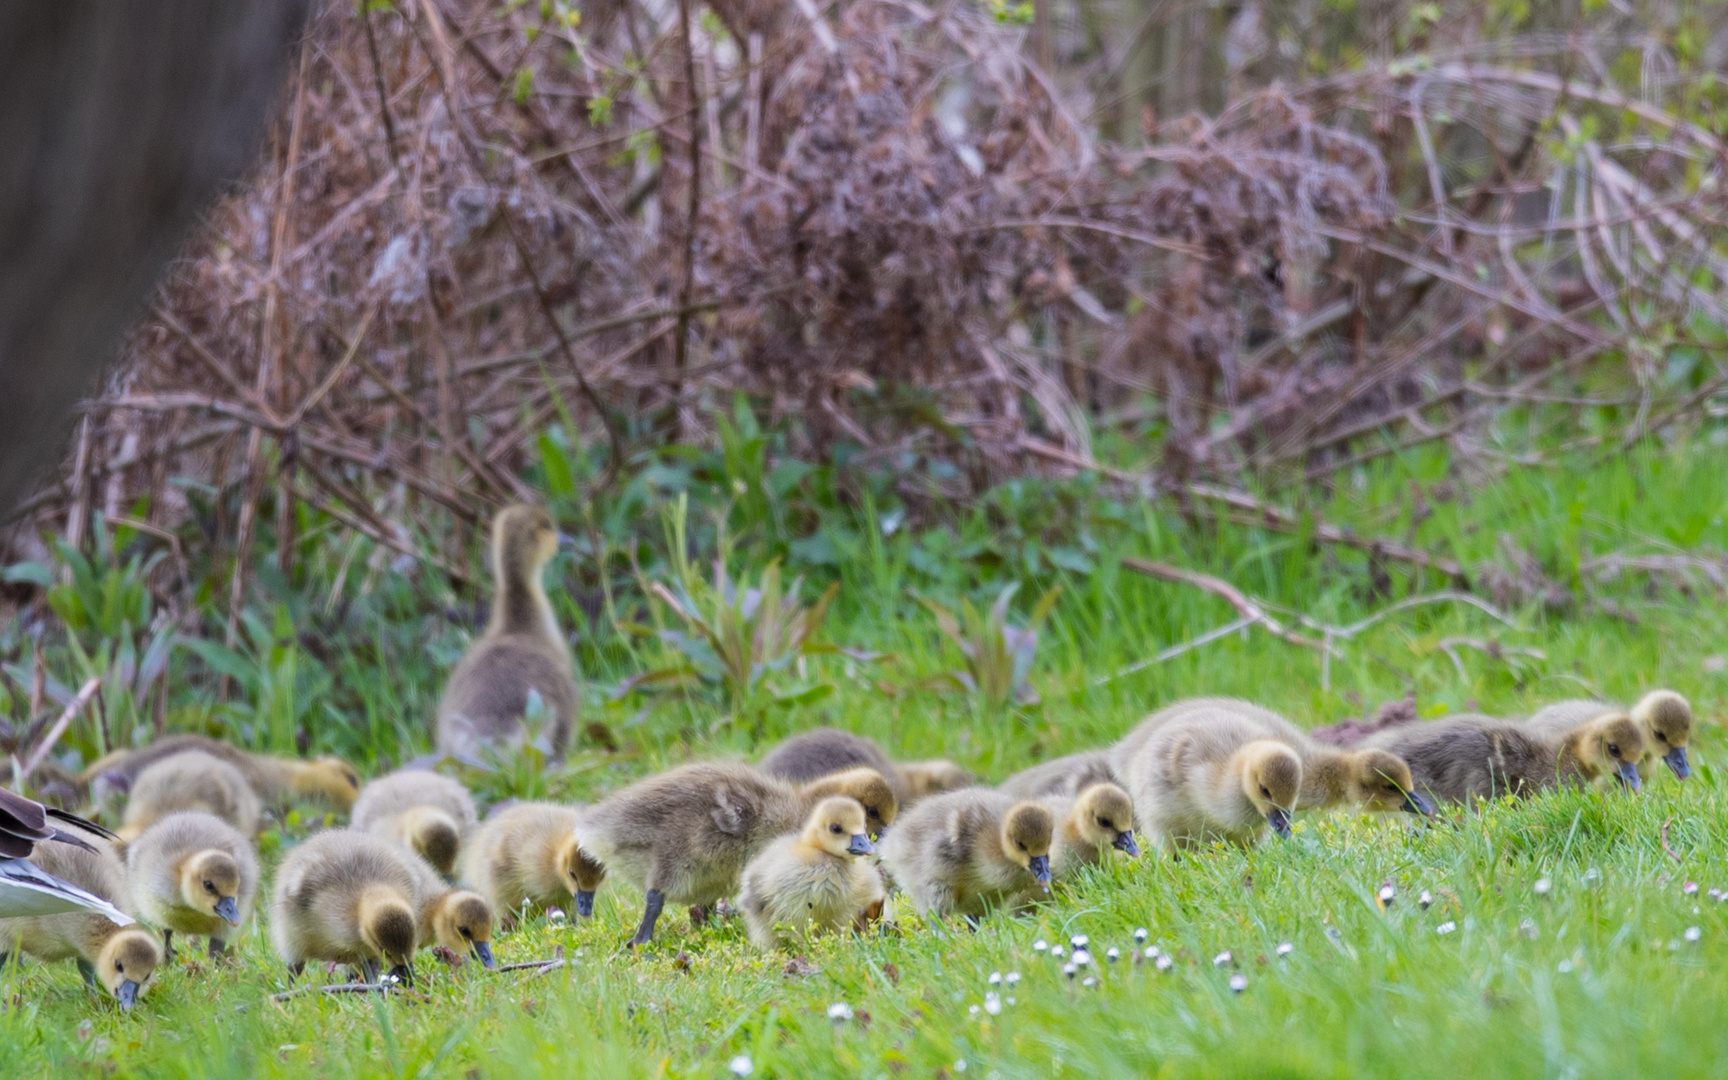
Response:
[472,941,496,969]
[386,963,415,985]
[1616,761,1643,792]
[847,834,875,857]
[116,979,140,1010]
[1665,746,1691,781]
[1113,830,1141,857]
[1401,790,1436,817]
[1267,807,1293,839]
[575,889,596,918]
[1028,854,1052,889]
[214,896,240,926]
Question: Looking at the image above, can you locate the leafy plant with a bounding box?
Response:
[626,495,864,728]
[919,582,1061,713]
[180,605,332,756]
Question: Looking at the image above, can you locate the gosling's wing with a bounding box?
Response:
[0,858,134,923]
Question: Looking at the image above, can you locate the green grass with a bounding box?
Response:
[2,431,1728,1079]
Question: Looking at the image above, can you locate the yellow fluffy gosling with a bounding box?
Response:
[437,505,578,762]
[125,810,257,959]
[576,763,898,947]
[0,823,160,1008]
[877,788,1053,921]
[352,769,479,879]
[1043,781,1140,878]
[736,796,884,951]
[120,750,262,840]
[461,802,605,922]
[84,734,361,813]
[270,829,421,984]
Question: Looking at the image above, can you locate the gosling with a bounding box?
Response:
[0,821,160,1008]
[461,802,605,922]
[120,750,262,839]
[437,504,579,762]
[736,796,884,951]
[877,788,1053,921]
[1044,782,1140,878]
[1000,750,1119,800]
[759,727,973,808]
[401,852,496,969]
[125,810,257,959]
[270,829,421,983]
[352,769,478,879]
[1366,711,1645,804]
[576,763,898,947]
[85,734,361,813]
[1528,690,1692,780]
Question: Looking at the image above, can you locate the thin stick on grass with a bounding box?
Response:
[1660,818,1684,865]
[17,677,102,786]
[1121,558,1330,652]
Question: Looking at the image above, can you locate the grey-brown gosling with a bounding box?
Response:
[270,828,421,983]
[1111,702,1304,851]
[401,852,496,969]
[125,810,257,960]
[1000,750,1119,800]
[461,802,605,921]
[759,727,973,807]
[1528,690,1692,780]
[736,796,884,951]
[437,504,578,762]
[120,750,263,840]
[576,763,899,947]
[0,822,160,1008]
[1043,782,1140,878]
[877,788,1053,921]
[352,769,479,879]
[84,734,362,813]
[1366,711,1646,804]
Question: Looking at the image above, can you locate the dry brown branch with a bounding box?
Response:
[1121,557,1328,652]
[16,677,101,786]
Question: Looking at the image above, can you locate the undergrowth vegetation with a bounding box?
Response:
[0,417,1725,1078]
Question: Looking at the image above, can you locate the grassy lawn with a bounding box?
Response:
[2,435,1726,1079]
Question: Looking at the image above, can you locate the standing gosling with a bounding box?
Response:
[1111,702,1304,850]
[125,811,256,959]
[1367,711,1645,804]
[576,763,899,947]
[1044,782,1140,878]
[737,796,884,951]
[461,802,605,922]
[1527,691,1693,780]
[759,728,973,808]
[0,823,160,1008]
[437,504,578,762]
[352,770,479,879]
[121,750,262,839]
[83,734,361,813]
[271,829,421,983]
[1000,751,1119,800]
[878,789,1053,921]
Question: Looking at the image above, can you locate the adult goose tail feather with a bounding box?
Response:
[0,858,136,923]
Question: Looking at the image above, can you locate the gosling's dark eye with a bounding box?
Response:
[1385,785,1400,794]
[1608,744,1620,757]
[829,823,843,834]
[459,926,472,939]
[1097,818,1112,830]
[1656,733,1668,742]
[1261,786,1271,798]
[203,880,216,893]
[1017,841,1027,851]
[867,808,881,819]
[115,961,123,972]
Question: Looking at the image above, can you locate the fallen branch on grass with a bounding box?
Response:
[1121,558,1329,652]
[1660,818,1684,865]
[17,677,101,786]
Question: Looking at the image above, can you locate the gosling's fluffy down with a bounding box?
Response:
[1527,690,1693,780]
[437,505,579,762]
[576,763,898,946]
[736,796,883,951]
[1110,702,1304,850]
[352,770,479,878]
[877,788,1053,920]
[121,750,263,839]
[0,822,160,1008]
[125,810,257,957]
[1000,751,1120,800]
[400,853,497,969]
[461,802,604,921]
[1043,782,1140,878]
[759,728,973,807]
[270,829,422,982]
[82,735,362,812]
[1365,711,1646,804]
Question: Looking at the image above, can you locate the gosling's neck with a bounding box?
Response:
[489,547,558,641]
[1298,750,1352,810]
[1556,730,1595,780]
